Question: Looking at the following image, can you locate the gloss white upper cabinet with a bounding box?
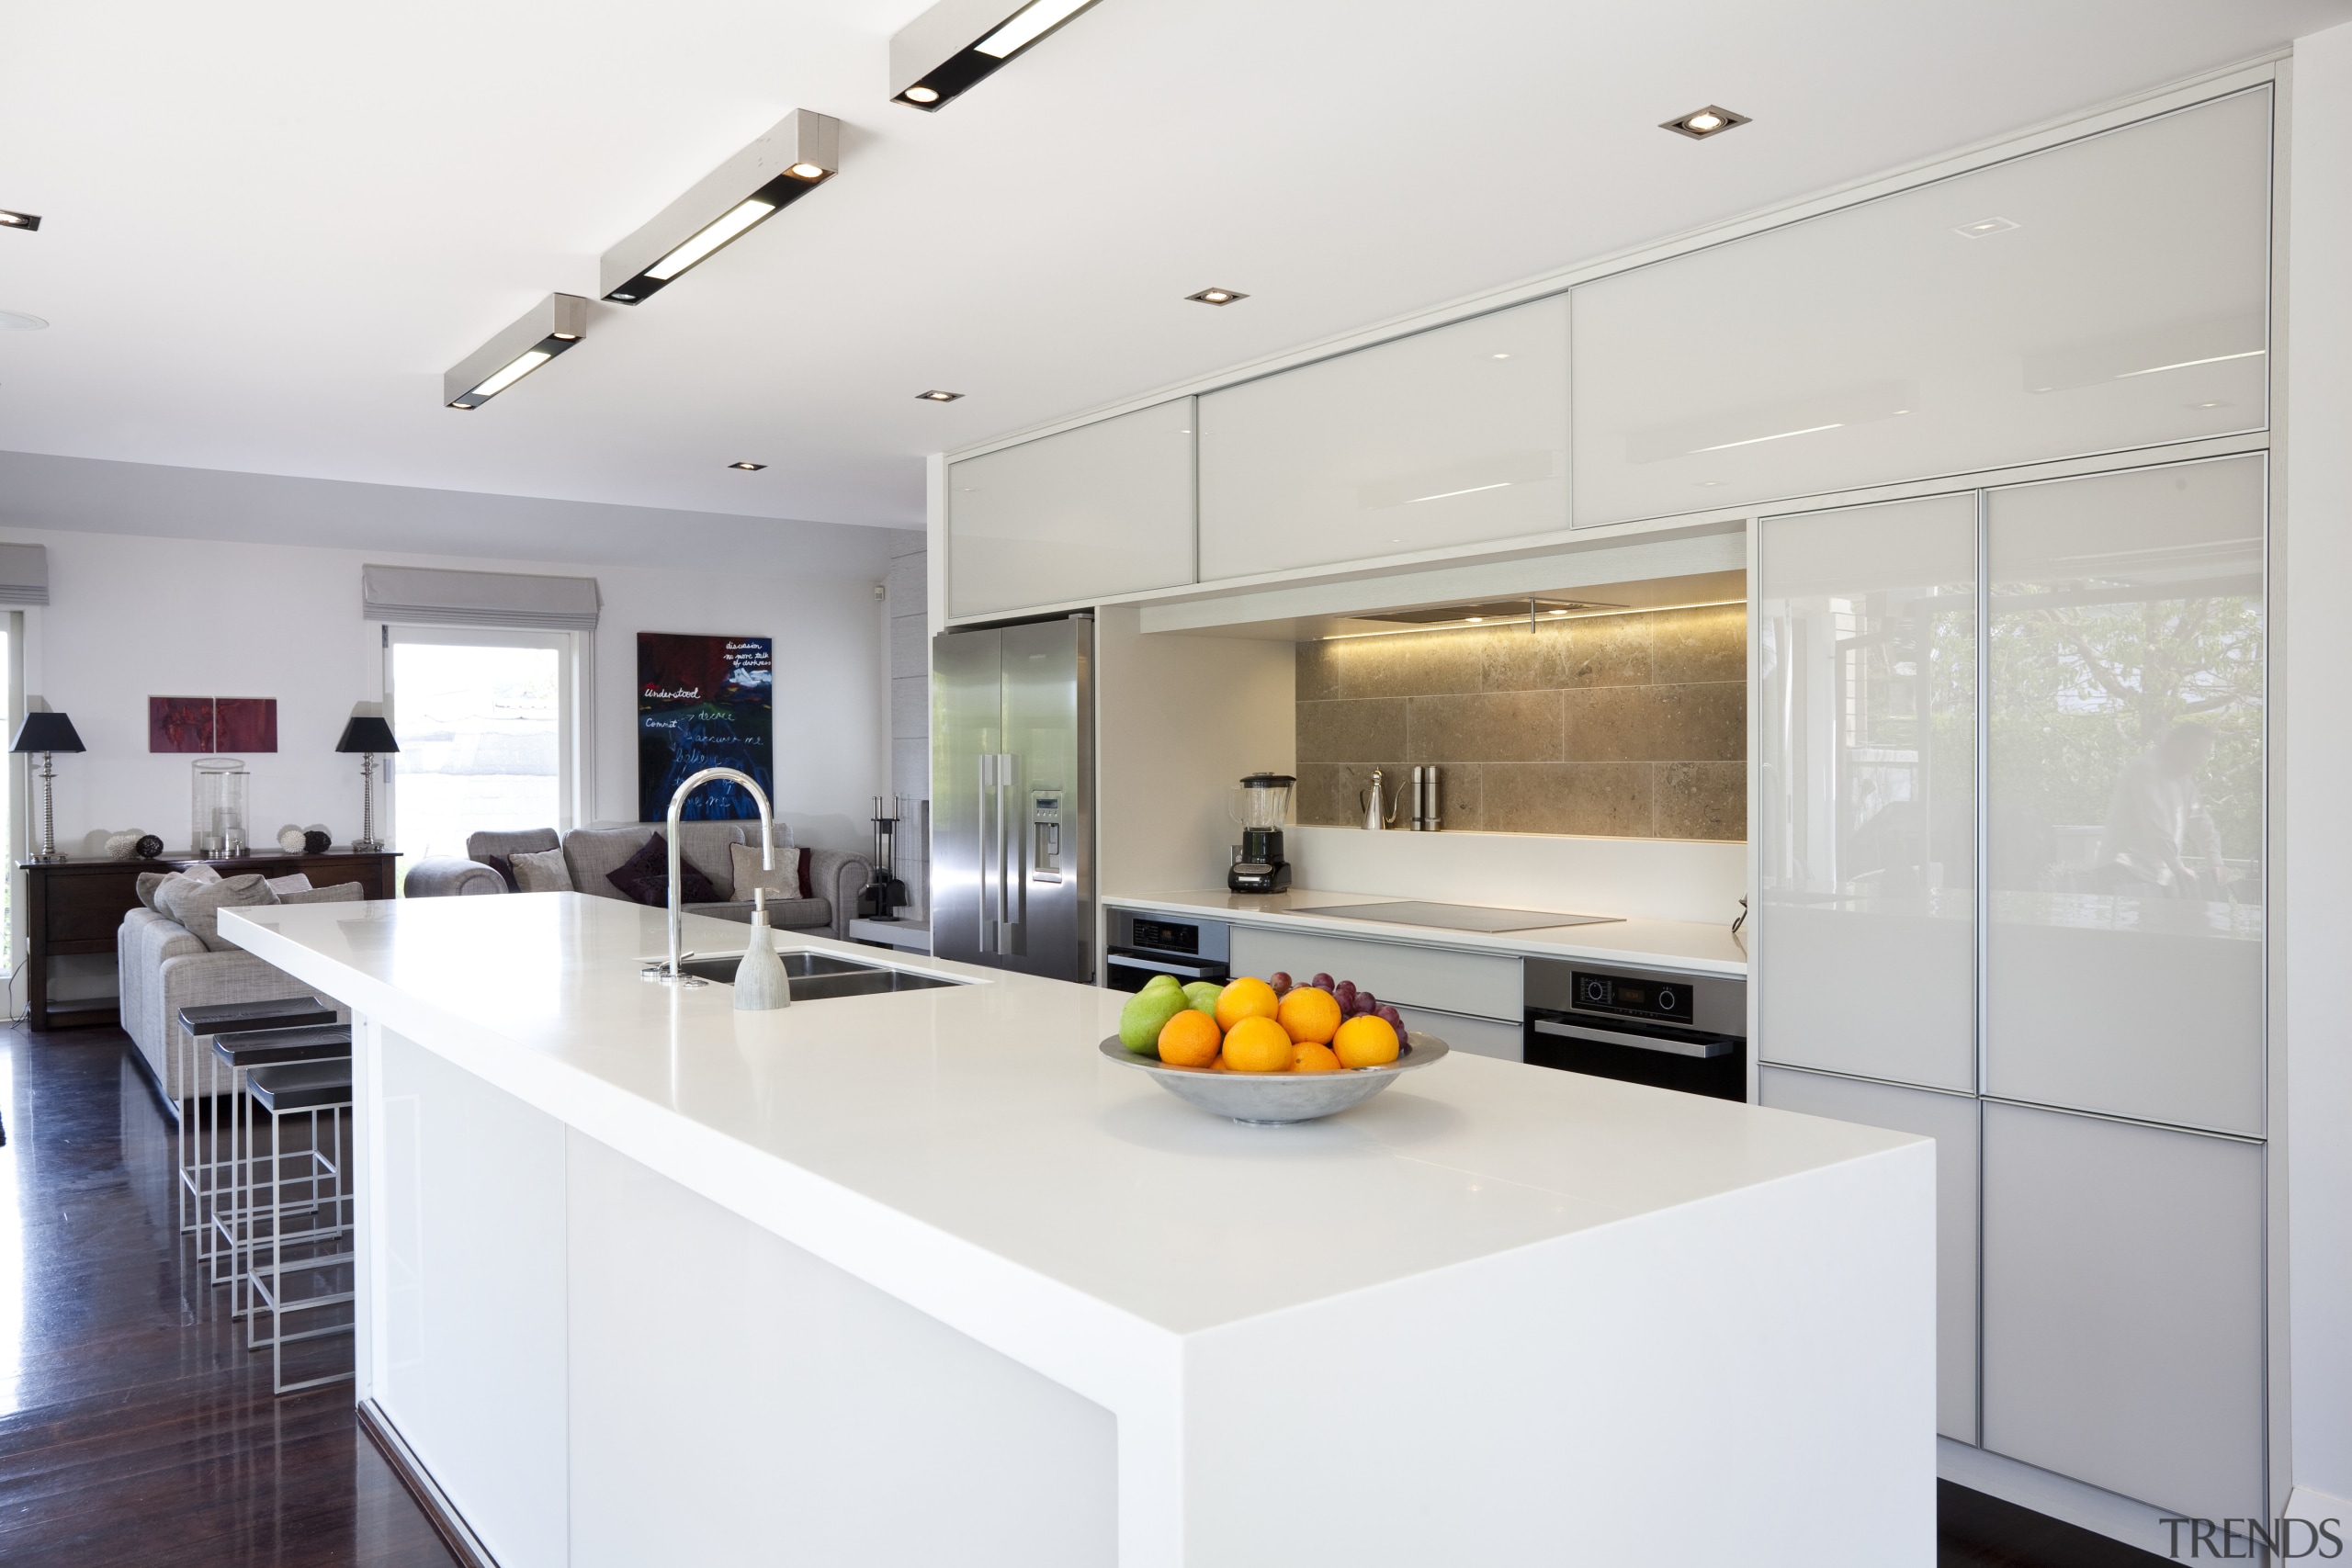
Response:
[1197,296,1570,581]
[946,398,1197,620]
[1571,88,2271,527]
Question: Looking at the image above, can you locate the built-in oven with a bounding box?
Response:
[1523,957,1747,1101]
[1104,911,1230,994]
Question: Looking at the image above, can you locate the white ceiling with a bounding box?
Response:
[4,0,2347,544]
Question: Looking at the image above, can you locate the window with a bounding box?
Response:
[385,626,575,865]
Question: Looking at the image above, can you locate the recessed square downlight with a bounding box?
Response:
[0,209,40,231]
[729,461,767,470]
[917,389,965,401]
[1187,287,1249,306]
[1661,105,1750,140]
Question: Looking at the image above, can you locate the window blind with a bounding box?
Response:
[0,543,51,605]
[361,564,600,631]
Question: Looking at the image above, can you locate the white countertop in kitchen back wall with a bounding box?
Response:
[1281,824,1747,926]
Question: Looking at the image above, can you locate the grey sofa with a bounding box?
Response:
[119,903,349,1100]
[403,824,870,942]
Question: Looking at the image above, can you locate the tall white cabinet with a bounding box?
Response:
[1757,452,2270,1520]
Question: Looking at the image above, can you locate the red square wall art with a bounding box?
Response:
[148,696,281,753]
[215,698,277,752]
[149,697,215,753]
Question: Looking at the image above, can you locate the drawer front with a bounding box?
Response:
[44,869,147,943]
[1228,927,1521,1022]
[1394,1003,1524,1064]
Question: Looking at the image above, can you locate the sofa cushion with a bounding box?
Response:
[607,831,718,907]
[157,872,277,952]
[729,841,813,900]
[266,873,312,895]
[563,822,745,902]
[511,848,573,893]
[138,861,223,909]
[281,881,365,904]
[467,828,560,891]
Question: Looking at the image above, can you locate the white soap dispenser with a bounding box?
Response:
[732,888,791,1011]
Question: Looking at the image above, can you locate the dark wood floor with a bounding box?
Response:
[0,1022,456,1566]
[0,1021,2168,1566]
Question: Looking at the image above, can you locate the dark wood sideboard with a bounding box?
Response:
[20,851,399,1032]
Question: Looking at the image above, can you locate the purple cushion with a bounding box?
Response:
[606,831,718,908]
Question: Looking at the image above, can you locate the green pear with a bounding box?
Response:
[1182,980,1226,1016]
[1140,973,1182,994]
[1119,985,1191,1053]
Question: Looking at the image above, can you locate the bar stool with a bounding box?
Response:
[204,1024,354,1304]
[243,1059,356,1394]
[174,998,336,1257]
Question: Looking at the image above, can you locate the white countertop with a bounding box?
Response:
[228,894,1861,1339]
[1107,886,1749,976]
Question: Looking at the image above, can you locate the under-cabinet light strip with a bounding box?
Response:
[1317,599,1747,640]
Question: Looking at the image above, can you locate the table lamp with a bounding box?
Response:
[11,709,85,863]
[334,704,399,852]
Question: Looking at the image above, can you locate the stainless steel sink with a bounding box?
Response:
[670,951,963,999]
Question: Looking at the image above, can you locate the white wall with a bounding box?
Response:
[1095,607,1297,898]
[6,524,899,861]
[2286,20,2352,1512]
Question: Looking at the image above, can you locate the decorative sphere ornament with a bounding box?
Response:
[302,829,332,854]
[277,825,306,853]
[135,834,164,860]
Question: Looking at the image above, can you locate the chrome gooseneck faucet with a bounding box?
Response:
[654,767,775,985]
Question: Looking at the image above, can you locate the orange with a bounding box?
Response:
[1215,976,1280,1033]
[1222,1015,1295,1073]
[1292,1041,1342,1073]
[1332,1014,1401,1068]
[1275,987,1341,1044]
[1157,1008,1222,1068]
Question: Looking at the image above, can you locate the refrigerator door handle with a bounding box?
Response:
[977,753,997,952]
[996,754,1017,947]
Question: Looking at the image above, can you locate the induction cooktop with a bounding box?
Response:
[1297,900,1622,933]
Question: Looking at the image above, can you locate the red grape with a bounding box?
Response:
[1311,973,1334,991]
[1269,971,1292,995]
[1376,1005,1404,1030]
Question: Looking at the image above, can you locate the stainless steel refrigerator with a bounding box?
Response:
[932,615,1094,983]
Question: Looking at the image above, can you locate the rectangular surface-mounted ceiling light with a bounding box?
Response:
[890,0,1104,111]
[599,109,841,305]
[444,293,588,410]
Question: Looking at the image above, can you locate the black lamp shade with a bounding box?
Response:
[11,712,84,754]
[335,716,400,754]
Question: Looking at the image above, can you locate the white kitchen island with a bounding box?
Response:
[224,893,1934,1568]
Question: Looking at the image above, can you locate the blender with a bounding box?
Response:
[1227,773,1296,894]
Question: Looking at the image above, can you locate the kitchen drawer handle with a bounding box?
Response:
[1532,1018,1736,1060]
[1108,953,1227,980]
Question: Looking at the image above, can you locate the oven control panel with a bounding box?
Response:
[1570,970,1696,1026]
[1131,918,1198,954]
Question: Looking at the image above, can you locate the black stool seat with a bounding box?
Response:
[247,1061,354,1114]
[212,1025,354,1067]
[179,997,335,1034]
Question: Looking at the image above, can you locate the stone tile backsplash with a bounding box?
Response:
[1294,604,1747,840]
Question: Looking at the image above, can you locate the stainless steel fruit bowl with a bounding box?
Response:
[1097,1033,1450,1124]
